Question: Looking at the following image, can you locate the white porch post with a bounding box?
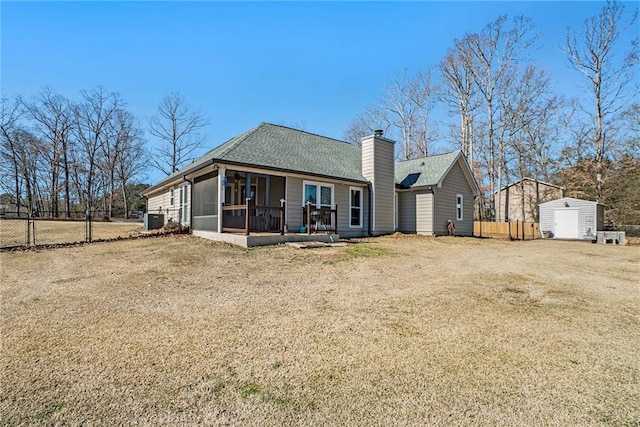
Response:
[218,168,226,233]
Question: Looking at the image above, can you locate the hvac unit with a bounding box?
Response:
[144,213,164,230]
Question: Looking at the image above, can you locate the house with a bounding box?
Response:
[495,178,563,222]
[142,123,478,246]
[539,197,604,240]
[396,151,480,236]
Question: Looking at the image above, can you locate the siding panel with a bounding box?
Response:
[398,192,417,233]
[416,192,433,235]
[539,198,601,238]
[433,159,474,236]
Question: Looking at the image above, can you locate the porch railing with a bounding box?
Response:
[305,203,338,235]
[222,199,285,236]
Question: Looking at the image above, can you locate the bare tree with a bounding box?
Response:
[73,87,123,212]
[501,65,563,221]
[346,70,438,159]
[380,69,438,159]
[0,98,25,213]
[438,42,480,165]
[148,92,209,175]
[112,110,145,218]
[21,88,74,217]
[463,15,539,220]
[564,0,639,203]
[343,107,387,146]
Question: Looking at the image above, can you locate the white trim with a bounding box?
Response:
[302,180,335,208]
[349,186,363,228]
[218,168,225,232]
[179,184,190,226]
[456,194,463,221]
[394,192,398,231]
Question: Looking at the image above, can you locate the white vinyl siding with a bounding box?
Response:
[146,184,190,227]
[539,197,604,239]
[416,192,434,235]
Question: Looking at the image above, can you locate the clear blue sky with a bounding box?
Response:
[1,1,633,183]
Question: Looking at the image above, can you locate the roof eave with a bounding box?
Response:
[142,159,216,196]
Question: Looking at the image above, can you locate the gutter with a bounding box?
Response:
[143,159,216,196]
[367,182,373,237]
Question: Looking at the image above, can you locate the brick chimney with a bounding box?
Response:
[361,131,395,235]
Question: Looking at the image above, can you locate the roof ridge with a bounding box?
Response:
[215,123,267,159]
[263,122,352,146]
[396,149,461,164]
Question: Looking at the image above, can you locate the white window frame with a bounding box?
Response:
[303,180,335,229]
[349,186,363,228]
[302,180,334,209]
[179,185,189,225]
[456,194,463,221]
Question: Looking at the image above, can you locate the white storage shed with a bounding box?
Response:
[539,197,604,240]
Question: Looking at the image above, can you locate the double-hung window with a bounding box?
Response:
[349,187,363,228]
[456,194,463,221]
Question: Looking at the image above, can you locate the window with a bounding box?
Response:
[170,188,174,206]
[350,187,363,228]
[179,186,189,225]
[303,181,334,228]
[303,181,333,209]
[456,194,463,221]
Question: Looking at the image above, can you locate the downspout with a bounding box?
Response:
[367,182,373,237]
[430,187,436,236]
[183,175,193,233]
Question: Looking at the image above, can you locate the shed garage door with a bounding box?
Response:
[554,209,579,239]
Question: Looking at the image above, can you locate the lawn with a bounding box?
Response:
[1,235,639,425]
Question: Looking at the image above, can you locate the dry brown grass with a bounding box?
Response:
[1,235,639,425]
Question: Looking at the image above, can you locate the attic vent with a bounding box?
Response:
[374,129,384,137]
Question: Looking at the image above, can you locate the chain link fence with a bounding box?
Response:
[0,211,143,249]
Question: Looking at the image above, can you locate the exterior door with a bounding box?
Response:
[553,209,579,239]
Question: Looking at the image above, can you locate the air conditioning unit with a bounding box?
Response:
[144,213,164,230]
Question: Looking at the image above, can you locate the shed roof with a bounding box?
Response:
[538,197,603,207]
[497,177,564,192]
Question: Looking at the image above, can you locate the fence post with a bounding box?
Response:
[25,217,31,246]
[280,200,285,235]
[31,219,36,246]
[86,210,92,242]
[245,198,251,236]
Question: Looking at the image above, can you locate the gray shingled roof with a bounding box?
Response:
[395,150,462,189]
[146,123,366,192]
[145,123,470,196]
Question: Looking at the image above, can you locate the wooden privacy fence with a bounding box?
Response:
[474,221,540,240]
